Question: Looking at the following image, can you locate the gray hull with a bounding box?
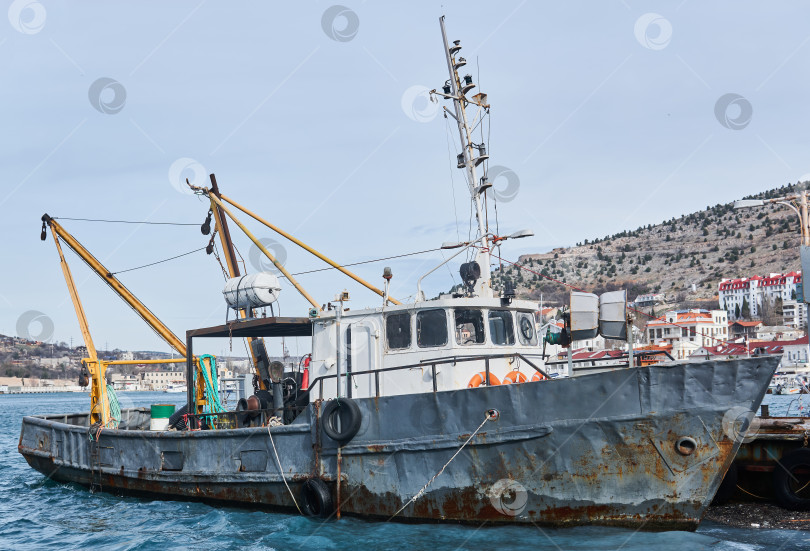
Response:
[18,357,778,529]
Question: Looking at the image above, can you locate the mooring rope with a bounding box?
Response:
[388,409,497,521]
[267,424,302,514]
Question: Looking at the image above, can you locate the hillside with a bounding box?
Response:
[491,182,807,308]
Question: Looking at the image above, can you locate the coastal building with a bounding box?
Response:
[109,373,139,390]
[691,337,807,365]
[633,293,664,308]
[782,337,810,366]
[646,309,728,349]
[754,325,804,342]
[140,371,185,390]
[727,320,762,341]
[782,299,807,329]
[718,271,802,320]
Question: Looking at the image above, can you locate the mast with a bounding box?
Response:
[438,16,492,298]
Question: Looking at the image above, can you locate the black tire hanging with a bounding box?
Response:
[773,447,810,510]
[321,398,362,445]
[712,461,738,505]
[301,478,333,518]
[168,404,188,430]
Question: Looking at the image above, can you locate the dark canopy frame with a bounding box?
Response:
[185,317,312,422]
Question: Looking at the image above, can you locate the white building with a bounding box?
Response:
[110,373,139,390]
[755,325,804,342]
[646,309,729,349]
[140,371,185,390]
[718,272,802,320]
[782,338,809,367]
[783,299,807,329]
[634,293,664,307]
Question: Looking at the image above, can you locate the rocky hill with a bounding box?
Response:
[491,182,807,308]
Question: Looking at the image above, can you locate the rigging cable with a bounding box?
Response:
[54,217,198,226]
[107,247,206,276]
[279,247,444,278]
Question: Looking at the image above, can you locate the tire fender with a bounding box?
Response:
[772,447,810,510]
[301,478,333,518]
[321,398,362,445]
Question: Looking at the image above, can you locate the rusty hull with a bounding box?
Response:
[18,357,778,530]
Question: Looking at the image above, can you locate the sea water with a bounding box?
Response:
[1,392,808,550]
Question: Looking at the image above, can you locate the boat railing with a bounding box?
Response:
[307,349,672,400]
[183,353,545,429]
[308,352,550,400]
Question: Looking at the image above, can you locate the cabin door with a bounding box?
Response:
[346,322,378,399]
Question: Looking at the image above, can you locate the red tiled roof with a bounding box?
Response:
[696,336,806,357]
[719,272,802,290]
[647,311,717,326]
[571,349,625,361]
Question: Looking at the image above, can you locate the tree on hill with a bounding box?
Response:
[741,297,750,319]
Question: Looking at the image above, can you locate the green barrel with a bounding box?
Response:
[150,404,176,419]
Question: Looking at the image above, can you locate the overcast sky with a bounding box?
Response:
[2,1,809,353]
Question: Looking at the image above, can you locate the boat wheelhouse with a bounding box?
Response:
[310,297,555,401]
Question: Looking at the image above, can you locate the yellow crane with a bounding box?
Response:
[40,215,209,423]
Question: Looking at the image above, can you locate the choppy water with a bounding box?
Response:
[2,392,809,550]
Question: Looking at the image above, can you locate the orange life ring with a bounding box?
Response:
[502,371,527,385]
[531,372,547,382]
[468,372,500,388]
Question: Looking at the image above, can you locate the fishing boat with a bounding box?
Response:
[19,17,779,530]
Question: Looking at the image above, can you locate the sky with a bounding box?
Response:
[2,1,810,354]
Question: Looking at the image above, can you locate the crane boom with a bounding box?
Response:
[41,215,187,357]
[47,227,110,424]
[51,231,98,361]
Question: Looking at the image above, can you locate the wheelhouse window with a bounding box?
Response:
[516,311,538,346]
[386,312,411,350]
[488,310,515,345]
[417,309,448,348]
[454,309,485,345]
